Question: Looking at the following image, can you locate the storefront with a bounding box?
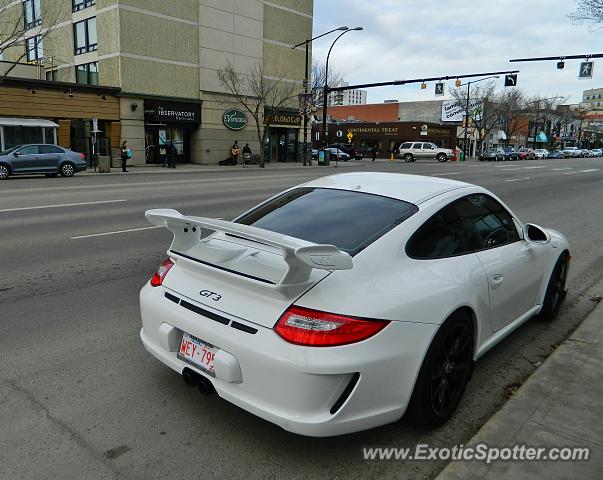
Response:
[313,121,457,155]
[143,100,201,164]
[0,117,58,151]
[263,111,302,162]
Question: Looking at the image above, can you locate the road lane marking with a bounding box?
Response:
[523,166,546,169]
[506,177,532,182]
[0,199,127,213]
[432,172,461,176]
[563,171,579,175]
[580,169,600,173]
[550,168,573,171]
[71,225,162,239]
[500,168,522,171]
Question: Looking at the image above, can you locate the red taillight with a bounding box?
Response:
[275,306,389,347]
[150,258,174,287]
[79,153,86,160]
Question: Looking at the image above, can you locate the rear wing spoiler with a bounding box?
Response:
[145,209,353,287]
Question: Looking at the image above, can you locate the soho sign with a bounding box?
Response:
[223,109,248,130]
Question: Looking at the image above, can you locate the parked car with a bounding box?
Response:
[328,143,363,160]
[561,147,586,158]
[0,144,87,180]
[534,149,549,159]
[587,149,602,157]
[547,150,565,159]
[503,147,519,161]
[398,142,453,162]
[141,173,570,436]
[479,148,505,161]
[325,148,351,161]
[518,148,536,160]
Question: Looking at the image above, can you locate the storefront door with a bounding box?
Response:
[145,127,188,164]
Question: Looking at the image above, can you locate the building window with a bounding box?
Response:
[45,69,58,81]
[72,0,95,12]
[26,35,43,61]
[75,61,99,85]
[74,17,97,54]
[23,0,41,29]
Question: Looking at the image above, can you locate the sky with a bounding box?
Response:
[312,0,601,105]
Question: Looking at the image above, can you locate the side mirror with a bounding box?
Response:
[13,152,20,156]
[524,223,551,244]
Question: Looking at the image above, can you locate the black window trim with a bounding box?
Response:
[72,0,96,12]
[75,61,99,85]
[23,0,42,30]
[73,17,97,55]
[26,34,43,61]
[405,193,522,260]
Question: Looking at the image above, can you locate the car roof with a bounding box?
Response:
[301,172,473,205]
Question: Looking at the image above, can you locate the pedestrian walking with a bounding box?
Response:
[120,141,130,172]
[371,144,377,162]
[231,141,240,165]
[242,143,252,168]
[163,141,177,168]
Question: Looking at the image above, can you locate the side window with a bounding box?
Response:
[412,143,422,149]
[406,202,476,259]
[17,145,39,155]
[422,143,435,149]
[39,145,63,154]
[400,142,412,149]
[454,194,520,249]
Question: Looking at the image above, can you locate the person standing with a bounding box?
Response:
[242,143,252,168]
[371,144,377,162]
[164,141,177,168]
[231,141,240,165]
[120,141,129,172]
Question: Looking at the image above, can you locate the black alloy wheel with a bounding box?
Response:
[540,252,570,321]
[408,312,474,427]
[404,153,414,162]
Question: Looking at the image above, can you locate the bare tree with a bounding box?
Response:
[569,0,603,27]
[311,61,343,106]
[218,62,299,168]
[0,0,61,81]
[497,89,528,147]
[523,95,568,148]
[449,80,501,153]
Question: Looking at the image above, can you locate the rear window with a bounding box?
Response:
[236,188,418,256]
[400,143,412,149]
[39,145,63,154]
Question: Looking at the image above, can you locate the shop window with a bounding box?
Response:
[3,126,44,149]
[26,35,43,62]
[23,0,41,30]
[75,62,99,85]
[72,0,95,12]
[74,17,97,55]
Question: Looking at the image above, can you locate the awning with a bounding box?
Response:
[0,117,59,128]
[536,131,548,143]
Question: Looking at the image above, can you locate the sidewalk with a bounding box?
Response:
[80,159,366,175]
[436,303,603,480]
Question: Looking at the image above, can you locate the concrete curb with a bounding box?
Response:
[435,301,603,480]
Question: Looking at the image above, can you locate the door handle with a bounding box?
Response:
[490,274,504,289]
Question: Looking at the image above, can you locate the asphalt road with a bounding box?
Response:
[2,157,603,480]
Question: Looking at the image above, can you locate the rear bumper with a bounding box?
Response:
[139,283,438,437]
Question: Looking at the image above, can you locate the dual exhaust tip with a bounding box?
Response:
[182,367,216,395]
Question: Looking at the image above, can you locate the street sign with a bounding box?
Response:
[92,117,98,131]
[578,61,593,79]
[336,130,343,138]
[346,131,354,143]
[435,82,444,96]
[504,74,517,87]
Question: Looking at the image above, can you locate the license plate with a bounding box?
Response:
[177,332,218,377]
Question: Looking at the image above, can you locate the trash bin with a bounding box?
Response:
[97,155,111,173]
[318,149,330,166]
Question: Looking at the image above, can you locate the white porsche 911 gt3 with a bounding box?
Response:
[139,172,569,437]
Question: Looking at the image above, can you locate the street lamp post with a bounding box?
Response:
[321,27,363,152]
[293,26,348,166]
[459,75,499,159]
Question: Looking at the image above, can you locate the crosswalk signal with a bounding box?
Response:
[504,74,518,87]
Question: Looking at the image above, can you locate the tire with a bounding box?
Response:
[436,153,447,162]
[540,252,570,322]
[403,153,414,162]
[60,162,75,177]
[0,164,9,180]
[45,173,59,178]
[408,311,474,427]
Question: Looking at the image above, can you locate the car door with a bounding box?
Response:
[37,145,64,172]
[11,145,39,173]
[411,142,423,159]
[420,143,435,159]
[455,194,547,332]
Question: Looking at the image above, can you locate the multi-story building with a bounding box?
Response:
[0,0,312,164]
[582,87,603,109]
[326,82,367,106]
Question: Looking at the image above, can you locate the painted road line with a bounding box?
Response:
[432,172,461,176]
[0,199,127,213]
[71,226,162,240]
[550,168,573,171]
[500,168,522,171]
[564,171,580,175]
[579,169,600,173]
[523,166,546,169]
[506,177,532,182]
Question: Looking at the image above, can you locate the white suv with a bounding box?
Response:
[398,142,453,162]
